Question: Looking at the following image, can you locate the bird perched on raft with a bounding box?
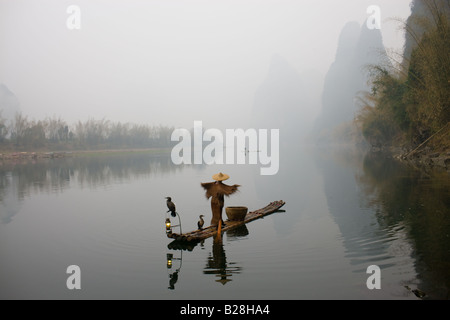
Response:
[166,197,177,217]
[197,215,204,230]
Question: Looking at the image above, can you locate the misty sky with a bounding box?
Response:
[0,0,412,130]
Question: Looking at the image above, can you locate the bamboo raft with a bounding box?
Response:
[167,200,285,242]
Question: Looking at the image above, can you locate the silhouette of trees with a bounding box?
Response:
[0,112,174,151]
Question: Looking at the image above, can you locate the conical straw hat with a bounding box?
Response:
[212,172,229,181]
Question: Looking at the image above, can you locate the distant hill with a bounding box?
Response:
[0,84,20,122]
[314,21,360,133]
[251,54,323,144]
[313,21,390,144]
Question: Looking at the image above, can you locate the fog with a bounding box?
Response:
[0,0,411,131]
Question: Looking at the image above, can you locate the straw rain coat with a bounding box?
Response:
[201,181,240,227]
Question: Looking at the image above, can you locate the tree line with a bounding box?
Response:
[0,112,174,150]
[356,0,449,149]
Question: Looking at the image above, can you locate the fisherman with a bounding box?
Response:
[201,173,240,228]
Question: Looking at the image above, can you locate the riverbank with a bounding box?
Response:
[0,148,170,162]
[396,148,450,172]
[393,123,450,172]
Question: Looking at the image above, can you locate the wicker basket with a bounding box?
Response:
[225,206,248,221]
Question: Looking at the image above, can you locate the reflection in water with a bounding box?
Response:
[0,173,22,224]
[3,145,449,299]
[0,152,180,224]
[166,226,248,289]
[166,252,183,290]
[203,236,242,285]
[226,224,249,239]
[315,148,450,299]
[167,240,199,252]
[314,148,391,267]
[357,152,450,299]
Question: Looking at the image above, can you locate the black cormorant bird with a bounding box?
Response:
[197,215,204,230]
[166,197,176,217]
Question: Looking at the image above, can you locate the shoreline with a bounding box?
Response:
[393,124,450,172]
[0,148,171,162]
[394,148,450,172]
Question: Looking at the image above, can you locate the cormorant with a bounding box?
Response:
[197,215,204,230]
[166,197,176,217]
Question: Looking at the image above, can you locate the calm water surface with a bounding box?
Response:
[0,147,449,299]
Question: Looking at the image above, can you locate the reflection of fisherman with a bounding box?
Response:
[208,236,231,285]
[203,235,242,285]
[201,173,240,227]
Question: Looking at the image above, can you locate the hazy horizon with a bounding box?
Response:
[0,0,412,130]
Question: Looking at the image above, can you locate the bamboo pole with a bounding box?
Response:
[216,220,222,242]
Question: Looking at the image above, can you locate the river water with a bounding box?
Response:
[0,147,449,300]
